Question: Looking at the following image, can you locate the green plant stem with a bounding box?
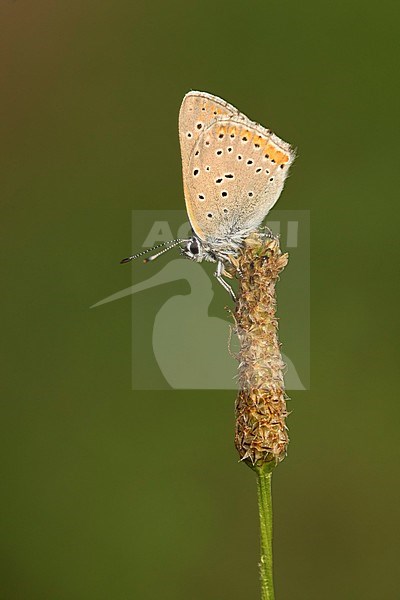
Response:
[256,466,275,600]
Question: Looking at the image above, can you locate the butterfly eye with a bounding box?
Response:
[189,240,200,255]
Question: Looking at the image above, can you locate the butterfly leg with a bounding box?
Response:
[259,226,279,241]
[214,260,236,301]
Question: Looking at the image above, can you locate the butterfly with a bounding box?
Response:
[121,91,295,299]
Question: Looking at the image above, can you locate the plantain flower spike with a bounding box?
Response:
[233,231,290,468]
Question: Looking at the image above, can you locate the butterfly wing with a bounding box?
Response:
[183,115,295,242]
[179,91,250,166]
[179,92,259,238]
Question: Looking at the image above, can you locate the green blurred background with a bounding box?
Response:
[1,1,399,598]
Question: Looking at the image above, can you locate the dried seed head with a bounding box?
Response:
[233,232,289,468]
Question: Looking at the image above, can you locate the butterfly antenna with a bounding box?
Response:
[143,239,187,263]
[120,239,187,264]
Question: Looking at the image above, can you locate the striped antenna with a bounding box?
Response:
[120,239,187,264]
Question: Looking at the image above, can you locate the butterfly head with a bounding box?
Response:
[182,235,205,262]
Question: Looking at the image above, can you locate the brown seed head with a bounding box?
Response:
[233,232,289,468]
